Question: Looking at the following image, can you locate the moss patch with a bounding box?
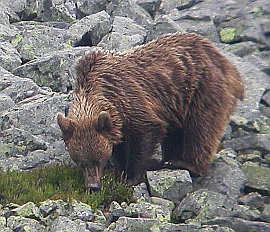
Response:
[219,28,236,44]
[0,164,132,210]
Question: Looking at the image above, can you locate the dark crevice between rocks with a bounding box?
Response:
[74,1,87,20]
[260,89,270,107]
[73,32,93,47]
[244,186,270,197]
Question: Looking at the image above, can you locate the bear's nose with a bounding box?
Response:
[86,183,100,193]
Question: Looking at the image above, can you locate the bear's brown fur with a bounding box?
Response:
[57,32,244,192]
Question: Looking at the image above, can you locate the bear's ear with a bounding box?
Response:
[94,111,112,134]
[57,113,75,138]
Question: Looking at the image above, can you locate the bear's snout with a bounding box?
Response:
[82,166,102,193]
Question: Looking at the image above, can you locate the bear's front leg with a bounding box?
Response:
[124,134,162,187]
[112,142,128,183]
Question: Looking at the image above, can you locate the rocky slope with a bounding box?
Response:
[0,0,270,231]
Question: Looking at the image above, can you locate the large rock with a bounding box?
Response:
[174,189,237,223]
[0,42,21,71]
[12,47,92,92]
[223,134,270,154]
[76,0,107,19]
[194,149,246,198]
[147,169,193,204]
[11,22,77,62]
[241,162,270,195]
[5,0,76,22]
[1,93,68,142]
[158,0,196,14]
[7,216,45,232]
[68,11,112,47]
[0,68,42,103]
[107,0,153,28]
[203,217,270,232]
[47,216,87,231]
[98,16,147,52]
[149,7,219,42]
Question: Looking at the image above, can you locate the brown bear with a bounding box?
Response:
[57,32,244,192]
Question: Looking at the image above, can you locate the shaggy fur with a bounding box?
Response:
[57,32,244,191]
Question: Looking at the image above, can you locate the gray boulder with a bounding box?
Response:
[7,216,45,232]
[98,16,147,52]
[12,21,77,62]
[107,0,153,28]
[5,0,76,22]
[241,162,270,195]
[194,149,246,198]
[76,0,107,19]
[47,216,88,231]
[174,189,237,223]
[239,192,265,211]
[68,11,112,47]
[147,169,193,204]
[105,216,234,232]
[0,41,21,71]
[13,47,92,93]
[203,217,270,232]
[223,134,270,154]
[158,0,196,14]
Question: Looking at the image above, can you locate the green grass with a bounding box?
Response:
[0,164,133,210]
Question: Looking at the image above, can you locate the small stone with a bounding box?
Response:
[108,201,125,221]
[203,217,270,231]
[150,197,175,210]
[0,216,8,230]
[69,200,94,221]
[86,222,107,232]
[263,153,270,165]
[124,201,172,222]
[132,182,151,202]
[39,199,58,217]
[262,90,270,107]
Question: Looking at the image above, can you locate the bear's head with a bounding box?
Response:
[57,111,120,192]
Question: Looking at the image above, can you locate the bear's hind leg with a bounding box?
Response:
[161,129,202,176]
[163,109,227,176]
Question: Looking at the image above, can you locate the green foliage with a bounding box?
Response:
[0,164,132,210]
